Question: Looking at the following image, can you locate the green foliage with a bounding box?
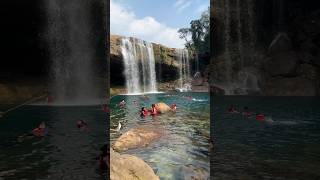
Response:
[178,7,210,54]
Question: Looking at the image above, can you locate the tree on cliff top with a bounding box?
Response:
[178,8,210,54]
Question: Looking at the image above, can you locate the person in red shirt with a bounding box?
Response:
[32,122,48,137]
[140,107,149,117]
[149,104,158,116]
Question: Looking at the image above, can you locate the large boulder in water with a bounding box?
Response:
[110,148,159,180]
[155,102,172,113]
[113,125,164,152]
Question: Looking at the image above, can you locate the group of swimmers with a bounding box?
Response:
[228,105,266,121]
[117,99,177,117]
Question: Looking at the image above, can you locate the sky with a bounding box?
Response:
[110,0,209,48]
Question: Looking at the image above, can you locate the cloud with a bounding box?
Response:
[110,0,185,48]
[174,0,192,13]
[194,4,209,15]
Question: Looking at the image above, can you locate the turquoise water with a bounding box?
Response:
[212,97,320,179]
[0,104,107,179]
[110,92,210,180]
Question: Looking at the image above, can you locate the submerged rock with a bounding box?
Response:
[177,164,209,180]
[110,148,159,180]
[113,125,164,152]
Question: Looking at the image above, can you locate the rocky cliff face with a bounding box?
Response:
[110,35,191,86]
[210,0,320,96]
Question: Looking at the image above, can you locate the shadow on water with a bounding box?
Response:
[0,104,107,180]
[110,92,210,179]
[212,96,320,180]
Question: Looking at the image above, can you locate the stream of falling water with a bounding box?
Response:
[47,0,99,104]
[121,37,158,94]
[176,49,191,91]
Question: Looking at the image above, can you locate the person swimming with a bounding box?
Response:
[149,104,158,116]
[170,104,177,112]
[119,99,126,108]
[32,122,48,137]
[256,113,265,121]
[242,106,252,117]
[140,107,149,117]
[228,105,238,113]
[77,120,89,131]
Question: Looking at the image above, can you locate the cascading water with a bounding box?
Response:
[121,38,141,94]
[46,0,99,104]
[120,37,157,94]
[146,43,157,92]
[215,0,260,95]
[176,49,191,92]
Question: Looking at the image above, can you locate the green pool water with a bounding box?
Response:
[212,96,320,180]
[110,92,210,180]
[0,104,107,180]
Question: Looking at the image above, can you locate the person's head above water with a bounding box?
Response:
[151,104,156,108]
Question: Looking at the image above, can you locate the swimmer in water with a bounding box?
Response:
[32,122,48,137]
[256,113,265,121]
[140,107,149,117]
[149,104,158,116]
[242,106,252,117]
[170,104,177,112]
[77,120,89,131]
[119,99,126,108]
[18,122,47,141]
[228,105,238,113]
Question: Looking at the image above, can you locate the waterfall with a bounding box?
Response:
[121,38,141,94]
[236,0,244,68]
[120,37,157,94]
[146,43,157,92]
[176,49,191,91]
[215,0,260,95]
[224,0,233,94]
[46,0,98,104]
